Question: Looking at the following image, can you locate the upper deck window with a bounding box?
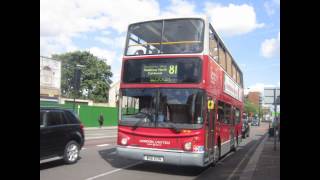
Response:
[125,18,204,56]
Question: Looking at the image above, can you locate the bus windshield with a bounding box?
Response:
[119,88,205,129]
[125,18,204,55]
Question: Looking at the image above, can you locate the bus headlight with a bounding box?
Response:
[121,138,128,145]
[184,142,192,151]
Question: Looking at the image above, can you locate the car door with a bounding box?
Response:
[40,111,49,158]
[44,111,65,157]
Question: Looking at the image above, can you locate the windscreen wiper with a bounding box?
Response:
[168,122,181,133]
[132,112,151,130]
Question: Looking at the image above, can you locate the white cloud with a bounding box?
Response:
[204,3,264,37]
[264,1,274,16]
[245,83,278,96]
[111,69,121,83]
[261,32,280,58]
[40,35,78,56]
[94,35,126,50]
[161,0,202,18]
[264,0,280,16]
[40,0,160,56]
[87,47,117,65]
[100,0,160,33]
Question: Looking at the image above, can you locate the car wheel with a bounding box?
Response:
[63,140,80,164]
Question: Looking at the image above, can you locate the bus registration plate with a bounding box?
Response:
[143,155,164,162]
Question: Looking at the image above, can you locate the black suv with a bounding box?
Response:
[40,108,85,164]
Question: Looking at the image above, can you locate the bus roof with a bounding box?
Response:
[127,15,209,26]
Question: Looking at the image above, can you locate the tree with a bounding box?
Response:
[52,51,113,102]
[244,99,258,117]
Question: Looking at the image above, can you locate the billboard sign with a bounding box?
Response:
[264,88,280,105]
[224,74,242,102]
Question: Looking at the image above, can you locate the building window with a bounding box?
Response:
[42,66,53,86]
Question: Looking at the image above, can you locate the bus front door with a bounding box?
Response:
[207,97,215,164]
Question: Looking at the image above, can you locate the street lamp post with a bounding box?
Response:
[73,64,85,112]
[273,89,277,151]
[259,96,262,126]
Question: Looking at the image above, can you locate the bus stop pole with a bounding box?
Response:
[274,89,277,151]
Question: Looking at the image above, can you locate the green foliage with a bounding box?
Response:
[52,51,113,102]
[244,99,258,115]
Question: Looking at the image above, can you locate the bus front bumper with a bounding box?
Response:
[116,146,205,167]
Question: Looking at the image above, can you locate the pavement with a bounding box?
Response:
[250,134,280,180]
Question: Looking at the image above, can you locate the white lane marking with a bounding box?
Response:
[86,136,117,140]
[85,161,143,180]
[226,134,266,180]
[239,134,268,180]
[40,156,63,164]
[96,144,110,147]
[82,148,87,150]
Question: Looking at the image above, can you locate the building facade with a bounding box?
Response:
[246,91,261,106]
[40,56,61,102]
[108,81,120,107]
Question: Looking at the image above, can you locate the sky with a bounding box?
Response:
[40,0,280,94]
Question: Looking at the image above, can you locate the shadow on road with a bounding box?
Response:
[98,148,139,168]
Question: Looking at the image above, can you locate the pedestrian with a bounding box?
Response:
[98,113,104,128]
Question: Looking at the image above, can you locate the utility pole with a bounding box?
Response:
[259,96,262,126]
[73,64,85,113]
[273,89,277,151]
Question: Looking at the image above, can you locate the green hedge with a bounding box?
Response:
[78,105,118,127]
[40,101,118,127]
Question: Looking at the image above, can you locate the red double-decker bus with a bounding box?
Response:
[116,16,244,167]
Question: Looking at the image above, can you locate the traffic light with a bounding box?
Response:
[74,68,81,91]
[276,95,280,105]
